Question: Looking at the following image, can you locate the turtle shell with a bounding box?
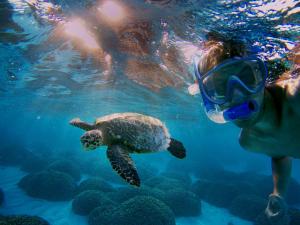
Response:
[95,113,171,152]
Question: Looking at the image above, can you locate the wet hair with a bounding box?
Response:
[198,31,247,74]
[265,59,290,83]
[198,31,297,85]
[267,43,300,84]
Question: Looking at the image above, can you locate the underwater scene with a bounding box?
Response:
[0,0,300,224]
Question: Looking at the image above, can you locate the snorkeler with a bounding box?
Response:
[192,34,299,224]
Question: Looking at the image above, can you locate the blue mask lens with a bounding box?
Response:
[197,57,267,105]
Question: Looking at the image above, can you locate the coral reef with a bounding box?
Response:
[106,185,165,204]
[72,190,116,216]
[106,175,201,218]
[190,167,300,223]
[162,188,201,217]
[88,204,117,225]
[18,170,76,201]
[112,196,176,225]
[95,196,176,225]
[0,215,50,225]
[76,178,115,194]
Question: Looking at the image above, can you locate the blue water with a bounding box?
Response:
[0,0,300,225]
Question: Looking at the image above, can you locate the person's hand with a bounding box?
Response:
[265,194,290,225]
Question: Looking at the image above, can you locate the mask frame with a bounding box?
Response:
[193,56,268,123]
[195,56,267,105]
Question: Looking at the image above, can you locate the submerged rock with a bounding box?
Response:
[18,170,76,201]
[72,190,115,216]
[0,188,4,206]
[229,194,267,221]
[47,159,81,181]
[76,178,115,194]
[111,196,176,225]
[0,215,50,225]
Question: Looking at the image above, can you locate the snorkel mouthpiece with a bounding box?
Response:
[223,100,258,121]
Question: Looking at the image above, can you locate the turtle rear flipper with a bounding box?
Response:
[107,145,140,187]
[167,138,186,159]
[69,118,94,131]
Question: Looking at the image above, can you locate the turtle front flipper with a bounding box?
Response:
[107,145,140,187]
[69,118,94,131]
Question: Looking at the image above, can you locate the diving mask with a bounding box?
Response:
[194,57,267,123]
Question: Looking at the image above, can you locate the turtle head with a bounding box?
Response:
[80,130,103,150]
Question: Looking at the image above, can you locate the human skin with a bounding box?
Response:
[235,60,300,197]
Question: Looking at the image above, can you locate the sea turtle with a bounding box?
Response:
[70,112,186,187]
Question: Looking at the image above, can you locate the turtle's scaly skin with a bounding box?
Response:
[94,113,171,153]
